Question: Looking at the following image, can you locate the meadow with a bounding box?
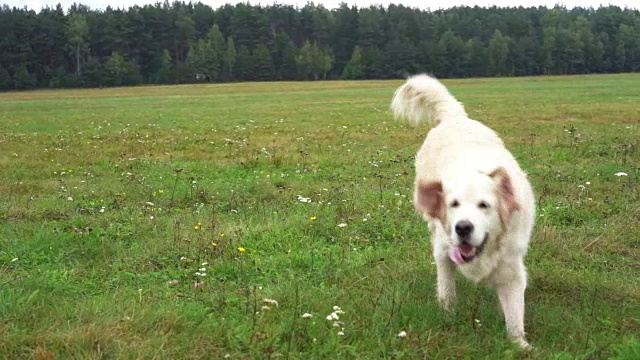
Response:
[0,74,638,359]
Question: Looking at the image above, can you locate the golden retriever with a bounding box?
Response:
[391,74,536,348]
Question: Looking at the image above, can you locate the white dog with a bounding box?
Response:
[391,74,536,348]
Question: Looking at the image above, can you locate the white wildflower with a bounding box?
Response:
[297,195,311,203]
[326,313,339,321]
[398,331,408,338]
[337,331,345,336]
[263,299,279,307]
[302,313,313,318]
[337,223,347,228]
[615,172,628,177]
[67,196,73,201]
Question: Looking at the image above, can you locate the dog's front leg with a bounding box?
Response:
[496,281,530,349]
[434,252,457,311]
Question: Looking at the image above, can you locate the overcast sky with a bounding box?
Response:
[4,0,639,12]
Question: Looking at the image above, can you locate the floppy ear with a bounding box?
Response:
[489,167,520,226]
[415,180,445,221]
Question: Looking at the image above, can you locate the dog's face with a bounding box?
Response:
[415,167,519,264]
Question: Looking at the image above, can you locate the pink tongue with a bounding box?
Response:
[449,244,476,265]
[449,247,465,265]
[460,244,475,256]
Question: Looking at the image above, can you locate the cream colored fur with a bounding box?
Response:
[391,74,536,349]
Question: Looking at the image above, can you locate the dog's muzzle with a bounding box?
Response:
[449,233,487,265]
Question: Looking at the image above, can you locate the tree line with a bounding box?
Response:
[0,2,638,90]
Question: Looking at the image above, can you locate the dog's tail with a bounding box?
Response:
[390,74,467,126]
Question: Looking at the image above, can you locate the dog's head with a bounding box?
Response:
[415,167,519,265]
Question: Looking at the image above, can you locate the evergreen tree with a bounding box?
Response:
[465,38,488,77]
[488,30,510,76]
[510,34,542,76]
[0,3,637,88]
[13,66,36,90]
[235,45,252,80]
[157,49,174,84]
[81,56,105,87]
[438,30,466,78]
[332,4,359,75]
[572,16,603,73]
[364,46,386,79]
[617,23,639,72]
[274,32,298,80]
[384,37,416,78]
[48,67,70,88]
[175,12,196,63]
[104,51,141,86]
[280,38,299,80]
[105,51,127,86]
[223,36,237,80]
[252,43,275,80]
[597,32,613,72]
[542,26,558,74]
[0,66,12,90]
[342,46,365,79]
[207,24,226,80]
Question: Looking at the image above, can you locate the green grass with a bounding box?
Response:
[0,74,638,359]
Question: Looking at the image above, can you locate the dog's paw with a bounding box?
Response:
[437,295,456,313]
[513,337,533,351]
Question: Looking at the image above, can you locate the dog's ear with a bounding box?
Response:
[489,167,520,226]
[415,180,445,220]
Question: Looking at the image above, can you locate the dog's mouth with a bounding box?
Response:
[448,234,487,265]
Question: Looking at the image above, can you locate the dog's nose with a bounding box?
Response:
[455,220,474,237]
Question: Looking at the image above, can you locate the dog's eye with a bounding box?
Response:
[478,201,490,209]
[450,200,460,208]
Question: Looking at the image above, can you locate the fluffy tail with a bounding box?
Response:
[390,74,467,126]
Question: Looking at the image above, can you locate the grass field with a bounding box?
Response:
[0,74,638,359]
